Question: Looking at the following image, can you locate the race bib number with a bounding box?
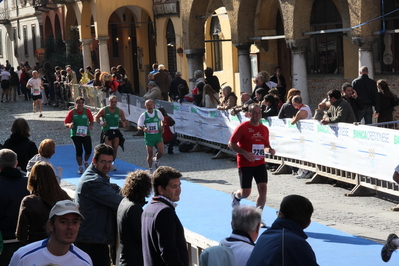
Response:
[32,88,41,95]
[76,126,88,137]
[252,144,265,160]
[147,122,158,134]
[110,126,118,130]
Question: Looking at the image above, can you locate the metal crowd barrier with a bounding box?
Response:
[369,120,399,129]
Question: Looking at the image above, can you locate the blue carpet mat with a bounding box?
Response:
[51,145,394,266]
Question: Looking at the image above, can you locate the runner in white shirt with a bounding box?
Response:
[290,95,312,125]
[26,70,44,117]
[9,200,92,266]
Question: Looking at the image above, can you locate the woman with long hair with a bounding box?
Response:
[177,84,192,103]
[217,86,237,110]
[262,94,279,118]
[202,84,219,108]
[117,170,152,266]
[375,79,396,123]
[16,161,70,243]
[3,118,38,172]
[277,88,301,119]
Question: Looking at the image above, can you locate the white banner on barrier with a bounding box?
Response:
[120,96,399,183]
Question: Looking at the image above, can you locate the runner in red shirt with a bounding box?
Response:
[228,104,275,227]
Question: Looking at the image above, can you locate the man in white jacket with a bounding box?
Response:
[219,205,261,266]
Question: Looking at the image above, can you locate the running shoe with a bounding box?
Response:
[382,233,398,262]
[231,191,240,208]
[39,113,42,117]
[295,171,308,179]
[78,166,83,174]
[153,157,159,170]
[304,171,314,179]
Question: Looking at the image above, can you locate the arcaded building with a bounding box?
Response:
[0,0,397,108]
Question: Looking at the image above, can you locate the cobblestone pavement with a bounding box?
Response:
[2,98,399,244]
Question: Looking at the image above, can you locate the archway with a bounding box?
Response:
[130,15,139,93]
[166,19,177,78]
[54,14,62,39]
[44,16,53,39]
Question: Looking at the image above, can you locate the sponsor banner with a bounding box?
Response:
[120,94,398,182]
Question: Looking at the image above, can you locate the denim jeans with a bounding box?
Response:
[358,105,373,124]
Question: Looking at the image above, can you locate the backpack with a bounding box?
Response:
[178,142,194,152]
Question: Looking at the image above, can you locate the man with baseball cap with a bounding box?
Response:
[9,200,92,266]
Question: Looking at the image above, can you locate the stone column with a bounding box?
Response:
[80,38,93,68]
[288,39,309,103]
[352,37,375,80]
[234,44,252,94]
[96,36,110,72]
[184,49,205,89]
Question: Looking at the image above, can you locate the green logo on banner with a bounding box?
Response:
[191,107,198,113]
[317,124,330,133]
[231,116,240,122]
[173,105,179,110]
[353,130,367,140]
[261,119,269,126]
[288,123,297,129]
[210,111,218,117]
[394,135,399,144]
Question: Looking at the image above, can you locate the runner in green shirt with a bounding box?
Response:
[95,95,127,170]
[137,99,165,172]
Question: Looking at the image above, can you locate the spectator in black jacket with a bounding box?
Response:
[204,67,221,94]
[251,74,270,100]
[351,66,377,124]
[9,67,20,101]
[168,71,188,101]
[3,118,38,172]
[261,94,279,118]
[341,82,364,122]
[270,66,287,100]
[0,149,29,265]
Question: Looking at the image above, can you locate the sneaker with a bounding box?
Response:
[295,171,308,179]
[296,170,313,179]
[78,166,83,174]
[382,233,398,262]
[231,191,241,208]
[153,157,160,170]
[39,113,43,117]
[304,171,314,179]
[84,161,89,169]
[168,149,174,154]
